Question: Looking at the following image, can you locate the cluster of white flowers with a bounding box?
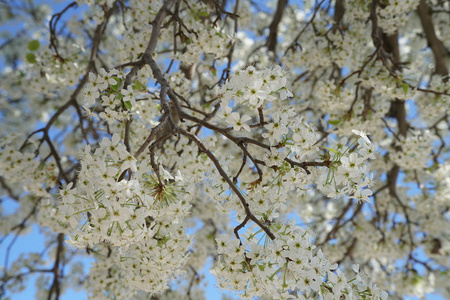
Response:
[221,66,292,105]
[345,0,370,21]
[178,27,233,64]
[358,66,417,102]
[213,221,388,299]
[116,27,153,63]
[434,162,450,205]
[378,0,420,35]
[56,133,192,294]
[415,78,450,124]
[318,131,377,202]
[217,66,292,130]
[391,130,434,170]
[82,68,144,124]
[22,41,84,99]
[312,80,355,113]
[128,0,162,31]
[284,34,334,70]
[58,134,189,246]
[75,0,116,8]
[86,250,137,300]
[282,12,370,71]
[84,221,191,297]
[117,224,190,293]
[0,138,56,198]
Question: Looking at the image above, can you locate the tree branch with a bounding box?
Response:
[417,0,449,79]
[267,0,288,54]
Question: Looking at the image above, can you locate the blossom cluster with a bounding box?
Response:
[0,137,56,199]
[56,134,191,294]
[213,221,388,299]
[378,0,420,35]
[82,69,134,124]
[391,130,434,170]
[217,65,293,131]
[179,27,233,64]
[86,248,137,300]
[318,132,377,202]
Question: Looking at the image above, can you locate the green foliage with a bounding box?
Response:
[27,40,40,51]
[25,53,36,63]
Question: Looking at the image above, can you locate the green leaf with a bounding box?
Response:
[210,66,217,77]
[132,80,146,91]
[235,89,244,97]
[411,273,422,286]
[332,86,341,96]
[110,77,120,90]
[38,161,45,170]
[328,119,340,126]
[198,11,209,17]
[124,101,132,110]
[191,9,200,21]
[26,53,37,63]
[28,40,40,51]
[324,147,339,154]
[402,82,409,94]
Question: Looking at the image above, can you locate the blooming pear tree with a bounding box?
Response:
[0,0,449,299]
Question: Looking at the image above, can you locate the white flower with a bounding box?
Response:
[101,94,119,109]
[121,85,136,107]
[121,154,137,172]
[279,87,293,100]
[98,68,118,86]
[227,112,251,132]
[352,129,371,145]
[349,188,373,203]
[217,103,233,120]
[359,141,377,159]
[83,83,100,106]
[341,153,363,171]
[243,79,267,106]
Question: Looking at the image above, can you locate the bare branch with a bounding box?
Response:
[267,0,288,55]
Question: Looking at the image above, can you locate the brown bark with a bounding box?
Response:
[333,0,345,30]
[417,0,449,78]
[267,0,288,54]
